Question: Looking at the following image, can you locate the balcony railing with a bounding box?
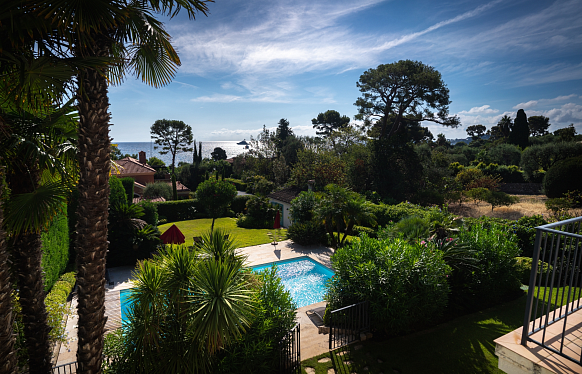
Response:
[521,215,582,366]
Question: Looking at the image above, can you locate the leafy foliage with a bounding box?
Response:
[289,190,318,223]
[543,156,582,198]
[120,177,135,204]
[40,209,69,291]
[143,181,173,200]
[150,119,194,172]
[327,235,451,335]
[287,221,327,246]
[520,142,582,182]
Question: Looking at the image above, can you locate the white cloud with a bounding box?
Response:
[513,94,579,110]
[458,105,499,114]
[191,94,243,103]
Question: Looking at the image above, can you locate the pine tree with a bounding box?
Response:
[509,109,529,149]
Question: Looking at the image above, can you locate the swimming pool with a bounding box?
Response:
[119,256,334,322]
[251,256,334,308]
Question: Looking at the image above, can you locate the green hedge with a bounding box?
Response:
[231,194,252,214]
[120,177,135,204]
[137,201,158,226]
[225,178,247,191]
[153,199,204,223]
[544,156,582,198]
[41,209,69,292]
[109,175,127,206]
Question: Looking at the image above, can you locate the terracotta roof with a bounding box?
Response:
[162,180,190,192]
[133,196,166,204]
[114,157,156,174]
[267,187,303,204]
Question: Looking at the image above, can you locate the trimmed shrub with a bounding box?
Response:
[154,199,203,223]
[137,201,158,226]
[120,177,135,204]
[287,221,327,246]
[327,235,450,335]
[521,142,582,183]
[235,195,277,229]
[543,156,582,198]
[40,209,69,291]
[109,175,127,206]
[213,267,296,373]
[225,178,247,192]
[370,202,443,228]
[231,194,252,214]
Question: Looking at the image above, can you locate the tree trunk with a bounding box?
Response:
[75,33,111,374]
[7,167,53,374]
[0,168,18,374]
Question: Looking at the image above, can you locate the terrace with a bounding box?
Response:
[495,216,582,374]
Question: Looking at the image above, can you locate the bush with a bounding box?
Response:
[109,175,127,206]
[495,165,525,183]
[40,208,69,291]
[154,199,202,223]
[370,202,443,228]
[521,142,582,182]
[455,168,484,188]
[287,221,327,246]
[514,257,553,286]
[14,271,76,369]
[120,177,135,204]
[246,195,277,221]
[213,267,296,373]
[543,156,582,198]
[289,190,318,223]
[486,190,518,211]
[514,215,548,257]
[231,194,252,214]
[488,143,521,166]
[225,178,247,192]
[143,182,173,200]
[452,222,521,312]
[327,235,450,335]
[137,201,158,226]
[352,225,376,238]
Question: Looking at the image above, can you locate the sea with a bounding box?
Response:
[113,141,250,166]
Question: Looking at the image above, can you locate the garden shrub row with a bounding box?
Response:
[153,199,205,223]
[225,178,247,192]
[40,208,69,292]
[14,271,76,369]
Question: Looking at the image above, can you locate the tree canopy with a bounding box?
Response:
[466,124,487,141]
[211,147,227,161]
[312,110,350,139]
[508,109,529,149]
[354,60,460,139]
[150,119,193,172]
[528,116,550,137]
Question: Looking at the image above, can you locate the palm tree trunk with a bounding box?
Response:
[0,168,18,374]
[7,167,53,374]
[12,232,52,374]
[75,32,111,374]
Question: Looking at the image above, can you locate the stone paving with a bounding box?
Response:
[54,240,334,366]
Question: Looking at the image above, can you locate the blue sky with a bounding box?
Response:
[109,0,582,142]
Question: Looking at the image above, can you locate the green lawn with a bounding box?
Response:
[302,287,579,374]
[158,218,286,248]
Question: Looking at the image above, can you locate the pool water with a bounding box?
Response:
[119,256,334,322]
[251,257,334,308]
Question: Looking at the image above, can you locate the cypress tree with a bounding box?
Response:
[509,109,529,149]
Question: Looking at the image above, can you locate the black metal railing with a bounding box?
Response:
[279,323,301,374]
[329,300,370,350]
[53,361,77,374]
[521,215,582,366]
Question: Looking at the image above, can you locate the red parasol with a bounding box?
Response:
[160,224,185,245]
[273,209,281,229]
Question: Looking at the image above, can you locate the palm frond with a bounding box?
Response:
[4,180,68,234]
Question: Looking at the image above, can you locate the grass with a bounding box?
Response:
[302,287,580,374]
[158,217,287,248]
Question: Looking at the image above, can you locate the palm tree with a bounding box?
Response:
[1,104,78,374]
[119,244,253,373]
[63,2,211,371]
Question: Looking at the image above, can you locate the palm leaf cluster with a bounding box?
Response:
[113,230,253,373]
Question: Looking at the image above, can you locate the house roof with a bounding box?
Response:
[133,196,166,204]
[267,187,303,204]
[162,180,190,192]
[114,157,156,174]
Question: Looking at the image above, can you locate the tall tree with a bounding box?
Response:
[508,109,529,149]
[488,115,512,141]
[150,119,194,173]
[195,180,237,233]
[528,116,550,137]
[354,60,460,139]
[211,147,227,161]
[275,118,294,147]
[70,2,211,372]
[311,110,350,145]
[466,124,487,141]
